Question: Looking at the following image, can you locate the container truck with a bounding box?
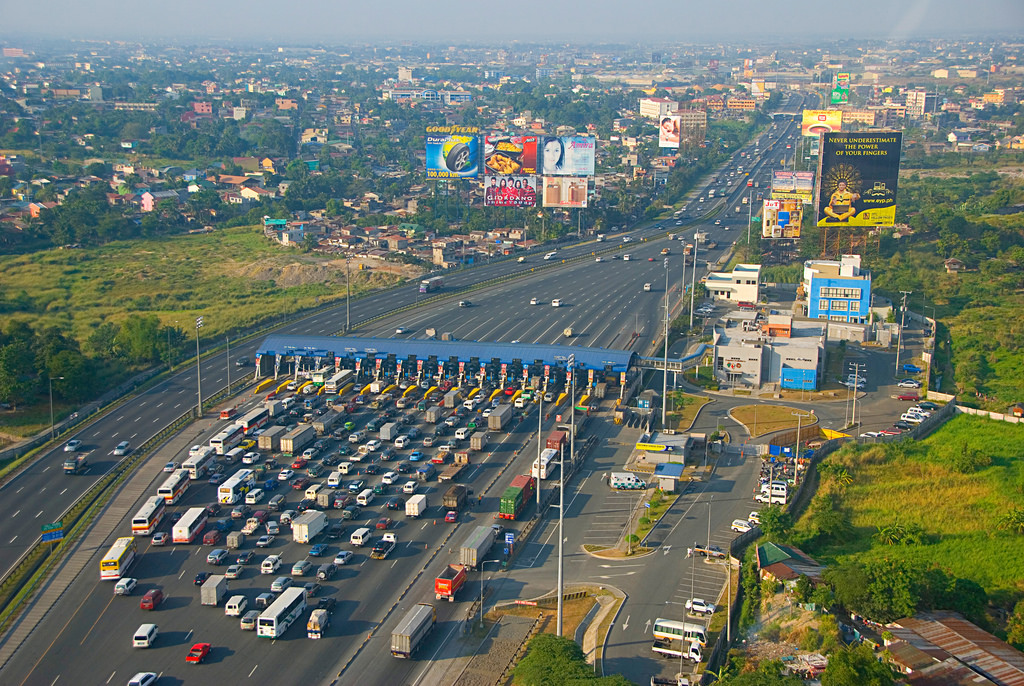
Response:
[379,422,400,442]
[292,510,328,543]
[312,411,342,436]
[200,575,228,606]
[438,462,466,483]
[443,390,460,409]
[488,404,512,430]
[459,525,497,570]
[405,493,428,518]
[316,492,333,509]
[226,531,245,549]
[424,406,443,424]
[391,603,436,658]
[307,608,330,639]
[63,454,88,474]
[442,484,468,510]
[499,475,536,520]
[257,425,286,452]
[470,432,488,451]
[434,564,467,602]
[280,425,316,457]
[264,399,284,417]
[546,430,567,452]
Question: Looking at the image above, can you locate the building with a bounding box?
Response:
[804,255,871,324]
[704,263,761,304]
[905,89,937,118]
[397,66,413,82]
[726,98,757,111]
[638,97,679,120]
[712,316,825,390]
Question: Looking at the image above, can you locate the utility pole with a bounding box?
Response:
[689,232,699,328]
[662,258,669,429]
[792,410,813,461]
[537,390,542,511]
[895,291,911,374]
[345,258,352,333]
[195,316,204,417]
[849,363,866,428]
[558,353,575,637]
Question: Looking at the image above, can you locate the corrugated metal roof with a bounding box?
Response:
[895,612,1024,686]
[256,335,636,372]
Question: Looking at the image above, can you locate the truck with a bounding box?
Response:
[307,608,330,639]
[488,404,512,431]
[431,451,449,465]
[652,637,702,662]
[379,422,400,442]
[593,382,607,400]
[470,432,488,451]
[438,462,466,483]
[499,475,536,520]
[63,454,88,475]
[371,532,397,559]
[256,425,285,452]
[610,472,647,490]
[264,399,284,417]
[405,494,428,518]
[312,411,342,436]
[242,517,263,535]
[459,526,497,570]
[424,406,443,424]
[443,390,460,409]
[316,492,333,509]
[434,564,467,602]
[546,430,567,452]
[419,276,444,294]
[292,510,328,544]
[200,575,228,606]
[391,603,436,658]
[226,531,245,549]
[280,425,316,458]
[442,484,468,511]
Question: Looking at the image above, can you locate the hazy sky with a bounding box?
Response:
[3,0,1023,43]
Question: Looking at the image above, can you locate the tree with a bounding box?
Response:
[1007,599,1024,650]
[113,314,163,363]
[821,643,895,686]
[512,633,594,685]
[999,508,1024,534]
[758,504,791,542]
[719,659,804,686]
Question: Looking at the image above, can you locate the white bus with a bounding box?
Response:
[209,423,245,455]
[156,469,190,504]
[239,407,270,435]
[131,496,166,536]
[325,369,354,394]
[218,468,256,505]
[182,448,216,479]
[257,587,307,638]
[532,448,559,480]
[652,618,708,647]
[100,537,137,580]
[172,506,208,544]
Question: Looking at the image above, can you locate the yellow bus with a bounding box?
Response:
[100,537,137,580]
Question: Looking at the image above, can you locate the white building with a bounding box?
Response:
[704,264,762,304]
[638,97,679,120]
[712,316,826,390]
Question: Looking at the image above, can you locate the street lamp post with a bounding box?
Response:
[478,559,501,628]
[558,354,575,637]
[662,258,669,428]
[195,317,204,417]
[49,376,64,440]
[226,335,231,394]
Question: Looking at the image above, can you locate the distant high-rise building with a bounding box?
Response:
[397,66,413,82]
[638,97,679,120]
[905,89,937,118]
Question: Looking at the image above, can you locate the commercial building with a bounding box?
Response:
[803,255,872,324]
[712,315,825,390]
[638,97,678,120]
[905,89,937,118]
[704,264,761,304]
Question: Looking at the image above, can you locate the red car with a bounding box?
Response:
[290,458,308,469]
[445,510,458,523]
[139,588,164,610]
[897,393,920,401]
[186,642,211,664]
[376,517,392,530]
[504,385,518,396]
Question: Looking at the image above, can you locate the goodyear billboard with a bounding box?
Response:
[762,199,803,239]
[483,135,539,175]
[801,110,843,137]
[658,115,681,149]
[425,126,480,179]
[816,132,902,227]
[771,171,815,203]
[540,136,596,176]
[541,176,588,208]
[484,175,537,207]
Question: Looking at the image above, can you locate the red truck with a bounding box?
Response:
[546,430,566,452]
[434,564,467,602]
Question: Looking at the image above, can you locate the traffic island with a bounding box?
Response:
[728,404,819,439]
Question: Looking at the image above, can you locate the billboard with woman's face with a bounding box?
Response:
[539,136,596,176]
[658,115,681,148]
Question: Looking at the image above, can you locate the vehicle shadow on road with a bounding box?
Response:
[331,599,375,638]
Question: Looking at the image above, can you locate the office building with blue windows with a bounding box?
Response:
[803,255,872,324]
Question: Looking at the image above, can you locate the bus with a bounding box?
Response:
[100,537,137,580]
[257,587,307,638]
[182,447,216,479]
[157,469,190,505]
[172,506,208,544]
[209,423,245,455]
[419,275,444,294]
[652,618,708,647]
[131,496,166,536]
[218,468,256,505]
[532,448,559,480]
[325,369,354,394]
[239,407,270,435]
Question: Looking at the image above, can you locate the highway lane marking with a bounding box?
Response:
[60,488,67,495]
[35,511,43,518]
[248,665,258,678]
[39,486,45,493]
[12,510,20,518]
[9,535,17,543]
[50,678,59,686]
[179,569,187,579]
[185,629,193,641]
[42,466,50,472]
[16,486,23,493]
[106,671,116,683]
[414,618,465,686]
[80,592,116,645]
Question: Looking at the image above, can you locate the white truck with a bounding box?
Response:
[391,603,436,658]
[200,575,228,606]
[291,510,328,544]
[405,493,428,518]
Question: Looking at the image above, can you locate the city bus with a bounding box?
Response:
[257,587,307,638]
[131,496,166,536]
[156,469,190,505]
[209,423,245,454]
[171,506,208,544]
[532,448,559,480]
[652,618,708,647]
[100,536,137,580]
[218,468,256,505]
[239,407,270,435]
[324,369,354,394]
[182,447,215,479]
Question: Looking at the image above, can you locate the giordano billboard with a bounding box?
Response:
[816,132,903,227]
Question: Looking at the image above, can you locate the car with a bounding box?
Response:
[530,297,540,305]
[902,363,923,374]
[224,564,243,580]
[395,326,408,334]
[918,401,940,411]
[256,535,275,548]
[385,496,404,510]
[595,256,603,263]
[382,471,398,485]
[730,519,753,533]
[893,420,913,430]
[842,379,866,389]
[231,505,251,519]
[235,551,255,566]
[291,477,310,490]
[207,548,229,565]
[290,457,308,470]
[376,517,393,530]
[139,587,164,610]
[715,219,721,225]
[550,299,562,307]
[309,543,329,557]
[128,673,158,686]
[445,510,458,523]
[163,461,179,472]
[860,431,883,438]
[303,582,321,598]
[151,531,169,546]
[880,429,902,436]
[342,504,362,520]
[193,572,210,586]
[396,461,414,474]
[363,463,382,475]
[334,550,354,565]
[349,431,364,444]
[318,597,338,612]
[458,300,472,307]
[347,479,366,494]
[64,439,82,452]
[365,439,382,452]
[897,378,922,388]
[114,577,137,596]
[685,598,717,616]
[280,510,296,525]
[748,511,761,525]
[208,472,226,486]
[402,481,418,495]
[291,559,313,576]
[186,642,211,664]
[723,226,730,231]
[648,257,655,261]
[240,609,260,631]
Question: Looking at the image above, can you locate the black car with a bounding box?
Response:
[316,563,337,581]
[236,551,255,565]
[317,596,337,611]
[313,439,327,451]
[893,420,913,430]
[385,497,404,510]
[363,464,381,475]
[396,462,414,474]
[205,502,222,517]
[194,572,210,585]
[434,425,449,437]
[918,401,940,411]
[296,498,315,512]
[325,522,344,540]
[322,454,340,467]
[231,505,251,519]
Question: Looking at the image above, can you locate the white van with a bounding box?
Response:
[245,488,265,505]
[305,483,324,500]
[609,472,646,490]
[261,554,281,574]
[544,251,557,260]
[683,622,708,646]
[769,481,788,504]
[350,527,371,546]
[643,283,652,292]
[327,471,344,488]
[132,623,158,648]
[356,488,374,506]
[454,427,470,441]
[280,397,296,410]
[339,461,354,475]
[394,435,409,449]
[225,595,248,617]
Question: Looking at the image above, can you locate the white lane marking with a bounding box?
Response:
[10,535,18,543]
[106,672,115,684]
[248,665,259,678]
[12,510,20,518]
[35,511,43,518]
[60,488,68,495]
[16,487,23,493]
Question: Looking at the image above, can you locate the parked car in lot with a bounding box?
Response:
[685,598,716,615]
[897,378,922,388]
[902,363,923,374]
[730,519,753,533]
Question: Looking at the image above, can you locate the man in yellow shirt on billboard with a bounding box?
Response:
[824,180,859,221]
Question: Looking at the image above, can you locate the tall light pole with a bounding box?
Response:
[662,257,670,428]
[537,389,543,510]
[479,559,501,628]
[792,410,813,462]
[195,316,204,417]
[49,376,64,440]
[558,353,574,637]
[895,291,911,375]
[226,335,231,394]
[689,232,699,329]
[746,190,754,247]
[345,258,352,333]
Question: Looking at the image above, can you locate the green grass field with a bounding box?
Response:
[799,414,1024,596]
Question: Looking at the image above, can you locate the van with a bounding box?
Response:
[225,595,248,617]
[769,481,788,505]
[245,488,265,505]
[356,489,374,506]
[683,622,708,646]
[240,609,260,631]
[261,555,281,574]
[305,483,324,500]
[350,527,371,547]
[403,480,418,494]
[622,254,631,261]
[268,494,285,511]
[609,472,646,490]
[544,252,557,260]
[339,461,354,475]
[327,471,344,488]
[254,592,274,609]
[132,623,159,648]
[454,427,470,441]
[643,283,652,292]
[280,397,296,411]
[514,396,527,409]
[394,435,409,449]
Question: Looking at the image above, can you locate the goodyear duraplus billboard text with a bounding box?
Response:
[425,126,480,179]
[816,132,902,227]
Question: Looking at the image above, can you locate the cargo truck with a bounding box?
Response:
[459,525,497,570]
[226,531,245,549]
[200,575,228,606]
[546,430,567,452]
[438,462,466,483]
[379,422,400,442]
[257,425,287,452]
[499,475,536,520]
[312,411,342,436]
[431,451,449,465]
[443,390,460,408]
[316,492,333,509]
[291,510,328,544]
[307,608,330,639]
[391,603,436,658]
[593,382,607,400]
[405,493,428,518]
[264,399,284,417]
[280,425,316,457]
[434,564,467,602]
[424,406,443,424]
[470,432,488,451]
[63,454,88,475]
[442,484,468,510]
[488,404,512,430]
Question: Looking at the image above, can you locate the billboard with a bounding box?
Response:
[835,72,851,88]
[816,132,902,227]
[658,115,681,148]
[830,87,850,105]
[425,126,480,179]
[483,175,537,207]
[801,110,843,137]
[542,176,588,208]
[771,171,815,203]
[762,198,803,239]
[539,136,596,176]
[483,135,539,175]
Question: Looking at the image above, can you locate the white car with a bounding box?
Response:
[64,439,82,452]
[395,326,408,334]
[748,511,761,524]
[685,598,717,615]
[897,379,922,388]
[530,297,540,305]
[860,431,883,438]
[334,550,353,565]
[551,299,562,307]
[348,431,364,444]
[114,577,137,595]
[722,226,730,231]
[128,674,158,686]
[113,441,131,456]
[163,461,179,472]
[482,408,493,418]
[365,439,382,452]
[595,257,603,263]
[381,471,398,485]
[278,469,295,481]
[731,519,753,533]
